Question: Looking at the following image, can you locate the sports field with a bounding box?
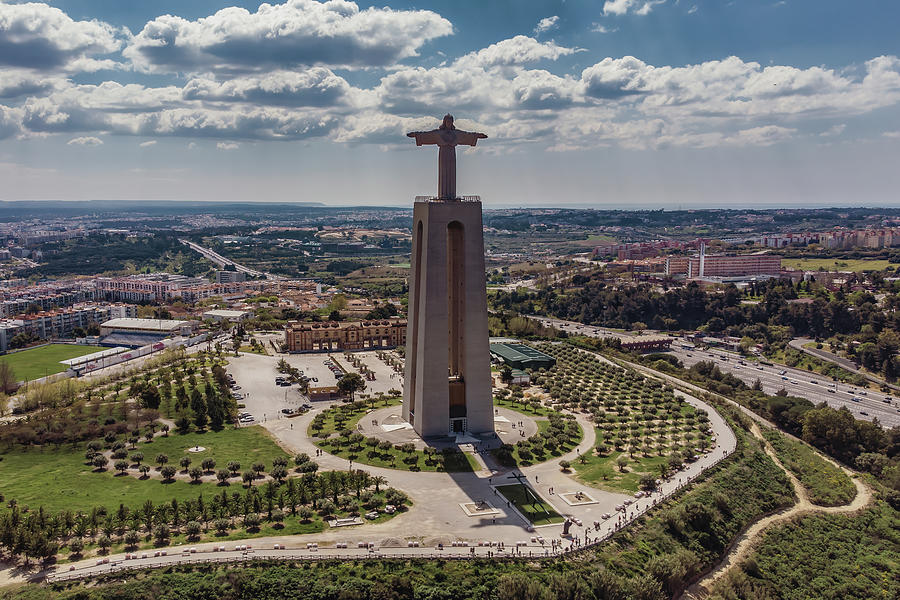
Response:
[0,344,101,382]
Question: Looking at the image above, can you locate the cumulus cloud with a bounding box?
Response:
[0,105,21,139]
[0,2,123,70]
[603,0,666,16]
[455,36,577,69]
[182,68,364,108]
[123,0,453,73]
[67,136,102,146]
[534,16,559,35]
[216,142,239,150]
[0,1,897,155]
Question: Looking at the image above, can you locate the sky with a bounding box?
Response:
[0,0,899,208]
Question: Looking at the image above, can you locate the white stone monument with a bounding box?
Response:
[402,115,494,438]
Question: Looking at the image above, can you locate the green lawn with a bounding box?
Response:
[781,258,891,272]
[0,343,101,382]
[310,399,479,472]
[0,426,289,513]
[134,425,290,474]
[495,483,564,526]
[573,428,670,493]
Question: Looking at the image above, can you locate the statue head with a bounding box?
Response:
[440,114,455,130]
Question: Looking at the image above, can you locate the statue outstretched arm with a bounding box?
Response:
[406,130,442,146]
[454,130,488,146]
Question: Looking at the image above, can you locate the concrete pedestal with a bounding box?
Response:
[402,198,493,438]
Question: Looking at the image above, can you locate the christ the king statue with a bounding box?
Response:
[407,114,487,200]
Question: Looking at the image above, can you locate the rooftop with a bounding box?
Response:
[101,317,190,331]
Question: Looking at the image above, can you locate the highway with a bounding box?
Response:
[531,316,900,429]
[179,239,281,280]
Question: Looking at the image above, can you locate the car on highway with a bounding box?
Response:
[280,408,294,415]
[884,398,893,403]
[828,388,836,393]
[780,370,787,375]
[851,397,862,402]
[756,365,764,370]
[860,411,869,416]
[790,380,799,384]
[858,390,867,396]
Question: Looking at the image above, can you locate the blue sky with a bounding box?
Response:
[1,0,899,207]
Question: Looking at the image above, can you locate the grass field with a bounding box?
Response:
[572,429,672,493]
[134,425,290,474]
[0,426,289,513]
[573,234,618,247]
[495,483,564,525]
[781,258,891,272]
[0,343,101,382]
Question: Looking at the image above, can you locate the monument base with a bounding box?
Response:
[402,197,494,439]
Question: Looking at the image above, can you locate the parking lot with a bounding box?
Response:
[225,349,406,426]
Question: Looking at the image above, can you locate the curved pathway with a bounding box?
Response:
[680,422,871,599]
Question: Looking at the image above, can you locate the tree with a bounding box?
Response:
[155,453,169,468]
[616,455,629,472]
[185,521,202,541]
[243,513,261,531]
[639,474,657,492]
[337,372,366,400]
[124,531,140,549]
[227,461,241,477]
[216,469,231,484]
[189,467,203,483]
[93,454,109,470]
[161,465,177,481]
[201,458,216,473]
[114,460,129,474]
[153,524,170,545]
[180,456,192,471]
[242,471,255,487]
[0,363,17,395]
[190,389,207,430]
[559,459,571,472]
[68,537,85,555]
[499,364,513,384]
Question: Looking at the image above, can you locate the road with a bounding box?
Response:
[179,239,281,280]
[668,345,900,428]
[531,316,900,428]
[788,337,900,394]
